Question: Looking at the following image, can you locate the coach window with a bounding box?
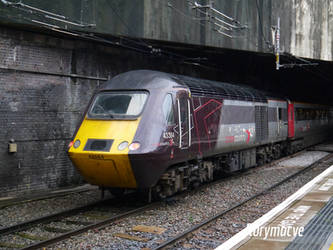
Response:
[162,94,175,125]
[296,108,304,121]
[278,108,282,121]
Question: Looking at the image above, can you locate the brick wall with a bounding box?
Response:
[0,28,92,196]
[0,26,210,197]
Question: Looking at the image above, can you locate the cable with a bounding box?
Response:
[5,0,331,82]
[107,0,192,61]
[282,54,332,83]
[107,0,152,49]
[0,0,234,67]
[1,0,95,27]
[161,0,243,38]
[166,0,205,22]
[101,0,225,70]
[255,0,273,51]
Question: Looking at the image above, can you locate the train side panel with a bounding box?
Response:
[215,99,256,153]
[293,103,330,147]
[191,95,224,156]
[191,97,289,154]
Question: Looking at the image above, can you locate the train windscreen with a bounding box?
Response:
[88,91,148,119]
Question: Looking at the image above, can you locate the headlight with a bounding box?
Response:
[129,142,140,151]
[73,140,81,148]
[118,141,128,151]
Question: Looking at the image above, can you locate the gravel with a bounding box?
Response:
[0,187,109,228]
[276,151,328,167]
[176,152,333,249]
[37,150,331,249]
[0,150,330,249]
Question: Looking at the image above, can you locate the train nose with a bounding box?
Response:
[68,117,141,189]
[68,137,139,188]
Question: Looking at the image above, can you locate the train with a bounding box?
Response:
[68,70,333,200]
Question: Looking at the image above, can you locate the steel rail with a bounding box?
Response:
[22,202,159,250]
[0,186,97,209]
[153,153,333,250]
[0,199,108,236]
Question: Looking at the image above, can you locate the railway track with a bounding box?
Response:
[0,194,156,249]
[0,150,331,249]
[0,177,228,249]
[62,151,333,249]
[153,152,333,249]
[0,185,98,210]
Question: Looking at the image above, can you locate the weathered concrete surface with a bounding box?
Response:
[0,0,332,61]
[290,0,333,61]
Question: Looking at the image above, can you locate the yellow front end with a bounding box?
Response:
[68,118,140,188]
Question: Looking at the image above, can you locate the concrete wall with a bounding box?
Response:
[145,0,333,61]
[290,0,333,61]
[0,0,332,61]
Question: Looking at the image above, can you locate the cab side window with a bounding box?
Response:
[162,94,175,125]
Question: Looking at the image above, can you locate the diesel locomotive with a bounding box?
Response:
[68,70,332,199]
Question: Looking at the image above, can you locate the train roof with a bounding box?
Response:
[101,70,282,103]
[171,74,268,103]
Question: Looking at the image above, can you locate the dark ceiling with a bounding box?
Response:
[143,38,333,106]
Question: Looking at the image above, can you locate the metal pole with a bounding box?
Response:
[276,17,280,70]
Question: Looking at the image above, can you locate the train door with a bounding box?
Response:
[277,106,288,138]
[277,107,281,136]
[177,93,191,149]
[288,102,295,138]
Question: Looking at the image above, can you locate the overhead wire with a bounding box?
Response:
[160,0,246,38]
[1,0,95,27]
[281,54,332,83]
[165,0,205,22]
[1,0,331,81]
[107,0,152,49]
[105,0,222,69]
[253,0,330,80]
[0,0,224,72]
[99,0,220,66]
[188,1,235,38]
